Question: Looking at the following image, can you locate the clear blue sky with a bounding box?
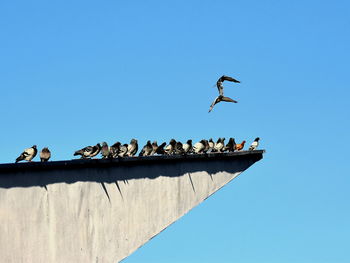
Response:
[1,0,349,262]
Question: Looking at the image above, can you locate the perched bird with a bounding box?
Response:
[16,145,37,163]
[174,141,185,155]
[183,139,193,154]
[40,147,51,162]
[118,144,129,157]
[209,75,240,113]
[89,143,101,158]
[193,140,204,154]
[139,140,153,156]
[74,143,101,159]
[224,138,236,152]
[155,142,167,155]
[101,142,110,159]
[214,138,225,152]
[208,138,215,152]
[249,137,260,151]
[150,141,159,155]
[165,139,176,155]
[110,142,121,158]
[193,139,209,154]
[127,139,138,157]
[202,139,210,153]
[235,140,246,151]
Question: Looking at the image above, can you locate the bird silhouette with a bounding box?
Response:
[209,75,240,112]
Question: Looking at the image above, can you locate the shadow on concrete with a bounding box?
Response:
[0,151,263,189]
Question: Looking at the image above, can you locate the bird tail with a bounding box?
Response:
[159,142,166,148]
[74,150,83,156]
[15,155,24,163]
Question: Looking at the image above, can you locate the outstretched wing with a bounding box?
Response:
[208,97,220,112]
[221,96,238,103]
[221,75,240,83]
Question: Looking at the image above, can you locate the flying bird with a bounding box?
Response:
[16,145,37,163]
[216,75,240,96]
[209,75,240,112]
[40,147,51,162]
[235,140,246,151]
[74,143,101,159]
[249,137,260,151]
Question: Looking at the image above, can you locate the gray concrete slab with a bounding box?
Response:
[0,151,264,262]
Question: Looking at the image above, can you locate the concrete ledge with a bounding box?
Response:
[0,150,265,262]
[0,150,264,174]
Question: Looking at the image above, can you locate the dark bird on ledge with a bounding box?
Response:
[203,139,210,153]
[40,147,51,162]
[118,144,129,157]
[155,142,167,155]
[74,143,101,159]
[127,139,138,157]
[174,141,185,155]
[110,142,121,158]
[209,75,240,113]
[150,141,158,155]
[224,138,236,152]
[150,141,159,155]
[139,140,153,156]
[16,145,37,163]
[249,137,260,151]
[208,138,215,152]
[89,143,101,158]
[165,139,176,155]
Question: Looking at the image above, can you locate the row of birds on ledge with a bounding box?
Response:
[15,138,260,163]
[14,74,244,163]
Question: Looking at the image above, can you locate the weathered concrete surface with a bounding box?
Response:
[0,151,263,263]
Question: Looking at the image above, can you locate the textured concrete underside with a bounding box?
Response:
[0,152,263,263]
